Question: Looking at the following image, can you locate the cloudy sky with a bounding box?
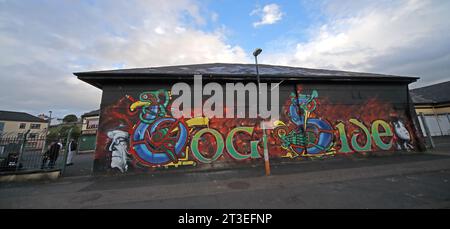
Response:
[1,0,449,120]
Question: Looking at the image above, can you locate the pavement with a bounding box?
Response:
[431,136,450,151]
[1,149,450,208]
[61,152,94,177]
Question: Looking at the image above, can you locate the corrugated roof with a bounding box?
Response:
[75,63,418,89]
[0,110,48,123]
[410,81,450,105]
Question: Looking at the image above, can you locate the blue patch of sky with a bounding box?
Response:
[199,0,328,55]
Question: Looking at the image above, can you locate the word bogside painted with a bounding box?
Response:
[94,84,419,173]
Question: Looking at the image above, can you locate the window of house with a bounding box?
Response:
[30,124,41,129]
[19,123,26,129]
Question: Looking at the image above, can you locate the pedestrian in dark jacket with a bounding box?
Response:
[42,141,53,169]
[41,139,62,169]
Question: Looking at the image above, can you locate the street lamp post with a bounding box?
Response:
[253,48,271,176]
[41,111,52,154]
[48,111,52,127]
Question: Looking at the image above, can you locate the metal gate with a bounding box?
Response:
[0,129,72,174]
[418,112,450,149]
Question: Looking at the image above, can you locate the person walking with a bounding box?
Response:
[41,141,54,169]
[66,138,77,166]
[47,139,62,169]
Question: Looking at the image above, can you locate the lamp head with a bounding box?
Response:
[253,48,262,57]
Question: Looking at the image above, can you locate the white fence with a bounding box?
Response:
[418,113,450,136]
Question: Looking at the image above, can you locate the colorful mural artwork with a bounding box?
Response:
[274,90,334,158]
[95,85,419,173]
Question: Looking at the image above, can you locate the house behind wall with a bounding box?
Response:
[411,81,450,136]
[79,110,100,152]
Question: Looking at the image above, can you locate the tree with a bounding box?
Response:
[47,124,81,145]
[63,114,78,123]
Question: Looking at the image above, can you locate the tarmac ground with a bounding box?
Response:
[0,136,449,209]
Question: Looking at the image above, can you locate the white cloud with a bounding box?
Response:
[0,0,249,118]
[264,0,450,88]
[154,26,166,35]
[1,0,448,121]
[251,3,284,27]
[211,12,219,22]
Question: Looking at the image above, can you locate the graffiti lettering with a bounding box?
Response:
[191,127,261,163]
[97,85,417,173]
[226,127,260,160]
[335,119,394,153]
[372,120,393,150]
[191,128,224,164]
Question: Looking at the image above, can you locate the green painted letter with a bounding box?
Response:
[191,128,224,163]
[226,127,261,160]
[349,119,372,152]
[371,120,393,150]
[336,122,352,153]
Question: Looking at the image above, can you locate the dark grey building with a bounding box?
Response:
[76,63,426,174]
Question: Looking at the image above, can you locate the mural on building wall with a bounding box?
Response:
[95,85,418,173]
[274,89,334,158]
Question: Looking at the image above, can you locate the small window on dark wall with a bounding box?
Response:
[30,124,41,129]
[19,123,26,129]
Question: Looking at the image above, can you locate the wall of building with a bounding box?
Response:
[93,81,424,174]
[0,120,48,136]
